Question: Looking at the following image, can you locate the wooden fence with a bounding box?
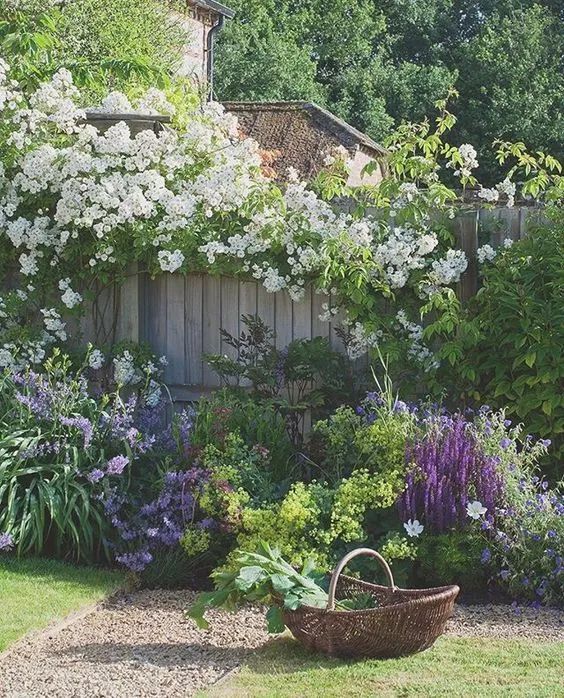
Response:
[80,205,541,400]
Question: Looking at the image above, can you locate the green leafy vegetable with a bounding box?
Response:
[186,541,378,633]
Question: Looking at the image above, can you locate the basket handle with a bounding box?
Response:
[327,547,396,611]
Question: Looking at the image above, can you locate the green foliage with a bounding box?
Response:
[216,0,563,181]
[0,430,109,562]
[0,0,188,96]
[213,398,413,572]
[187,542,376,634]
[416,533,485,591]
[191,390,296,486]
[472,443,563,606]
[455,5,564,180]
[205,315,357,446]
[438,221,564,473]
[0,349,165,562]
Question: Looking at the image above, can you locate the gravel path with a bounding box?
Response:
[0,590,269,698]
[0,591,562,698]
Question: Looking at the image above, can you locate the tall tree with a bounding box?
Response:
[215,0,563,180]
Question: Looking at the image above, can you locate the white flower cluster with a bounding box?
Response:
[455,143,479,179]
[112,349,165,408]
[113,350,140,386]
[88,348,105,370]
[374,227,439,289]
[343,320,382,360]
[396,310,439,372]
[496,177,516,207]
[477,178,516,208]
[158,249,185,273]
[59,278,82,309]
[0,62,479,373]
[429,249,468,286]
[476,244,497,264]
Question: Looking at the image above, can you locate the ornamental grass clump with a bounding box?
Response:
[399,413,505,532]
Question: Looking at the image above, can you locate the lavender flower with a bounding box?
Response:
[106,455,130,475]
[60,415,94,449]
[0,532,14,551]
[87,468,105,484]
[115,550,153,572]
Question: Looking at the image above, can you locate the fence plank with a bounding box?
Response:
[145,275,168,367]
[257,284,276,333]
[185,274,203,386]
[220,276,240,363]
[165,274,185,385]
[293,285,312,340]
[455,211,479,301]
[202,275,222,387]
[115,265,139,343]
[275,290,293,348]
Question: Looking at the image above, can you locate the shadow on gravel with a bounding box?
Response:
[54,641,254,669]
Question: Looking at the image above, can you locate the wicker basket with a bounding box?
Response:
[282,548,459,659]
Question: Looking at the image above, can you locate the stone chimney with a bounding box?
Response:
[173,0,234,95]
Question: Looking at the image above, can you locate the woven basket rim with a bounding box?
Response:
[283,574,460,617]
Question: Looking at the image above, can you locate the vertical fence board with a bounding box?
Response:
[115,265,139,343]
[220,277,240,365]
[455,211,479,301]
[292,286,312,340]
[239,280,258,323]
[257,285,276,332]
[145,275,168,367]
[239,280,258,387]
[202,275,222,387]
[164,274,185,385]
[275,290,293,348]
[185,274,203,386]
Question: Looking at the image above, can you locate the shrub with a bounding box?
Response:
[204,315,357,447]
[0,349,170,562]
[1,0,188,95]
[442,221,564,478]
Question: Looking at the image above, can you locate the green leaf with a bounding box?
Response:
[524,352,536,368]
[266,606,285,634]
[270,573,294,595]
[235,565,265,591]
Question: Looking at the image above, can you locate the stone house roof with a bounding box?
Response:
[223,101,388,184]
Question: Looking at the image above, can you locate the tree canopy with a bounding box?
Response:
[215,0,563,181]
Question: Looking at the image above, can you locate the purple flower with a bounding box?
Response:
[0,532,14,551]
[547,530,557,539]
[60,415,94,449]
[499,569,510,580]
[116,550,153,572]
[500,437,512,449]
[87,468,105,483]
[106,455,130,475]
[539,439,552,448]
[399,413,504,532]
[480,547,492,564]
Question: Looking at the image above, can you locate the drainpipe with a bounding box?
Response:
[206,14,224,101]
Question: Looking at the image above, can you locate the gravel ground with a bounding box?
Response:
[0,591,562,698]
[0,590,269,698]
[447,603,564,641]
